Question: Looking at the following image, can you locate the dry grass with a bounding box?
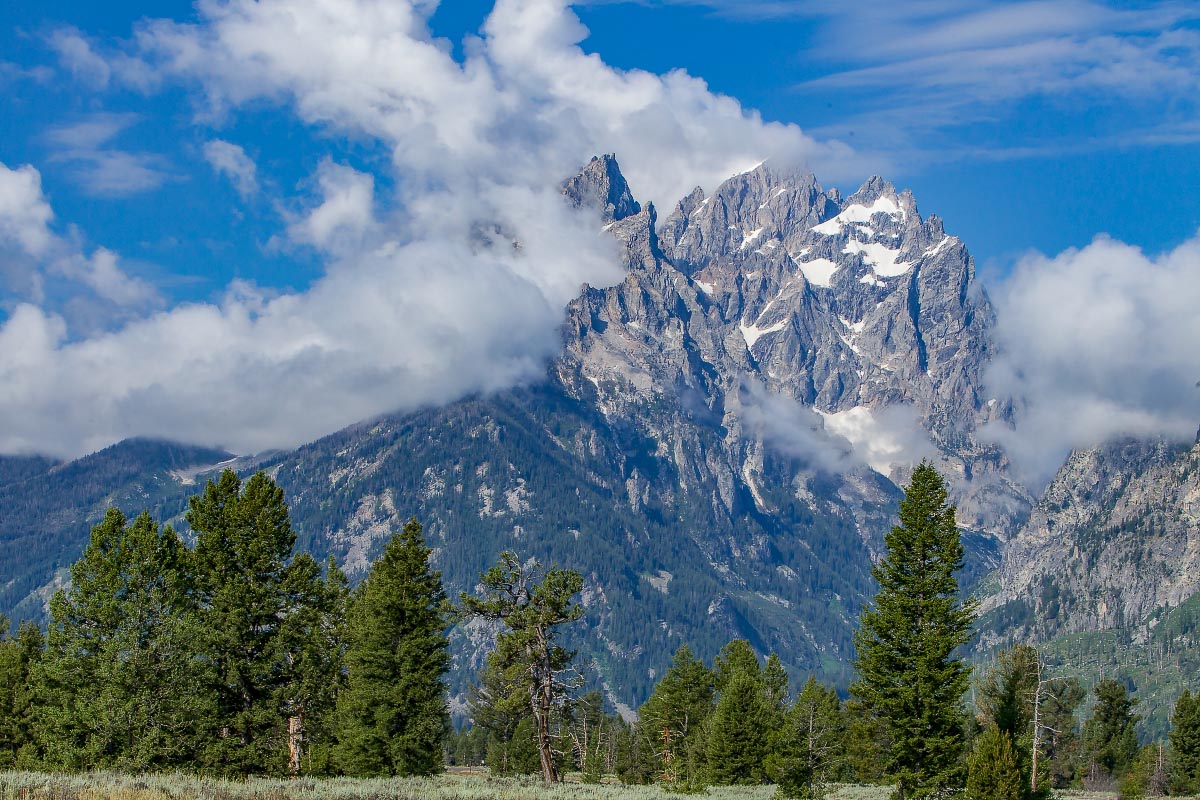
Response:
[0,772,1132,800]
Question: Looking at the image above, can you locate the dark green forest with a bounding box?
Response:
[3,463,1199,799]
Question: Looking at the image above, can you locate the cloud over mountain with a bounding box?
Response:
[0,0,850,457]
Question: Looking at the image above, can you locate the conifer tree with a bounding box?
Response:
[188,470,331,776]
[37,509,200,771]
[851,462,975,799]
[639,643,715,789]
[1168,689,1200,794]
[764,653,791,715]
[706,670,772,784]
[460,551,583,784]
[0,617,42,768]
[471,652,536,775]
[967,726,1024,800]
[977,644,1050,799]
[1081,679,1139,782]
[767,676,843,799]
[334,518,450,776]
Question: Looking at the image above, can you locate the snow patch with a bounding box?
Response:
[794,257,839,288]
[843,240,914,276]
[812,196,904,236]
[695,279,715,294]
[740,317,788,349]
[740,226,766,249]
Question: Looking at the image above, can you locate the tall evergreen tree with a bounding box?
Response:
[638,643,715,789]
[851,462,976,799]
[1168,689,1200,795]
[334,518,450,776]
[1081,679,1139,782]
[36,509,199,771]
[0,617,42,768]
[767,675,844,799]
[460,551,583,784]
[976,644,1049,799]
[707,668,772,785]
[188,470,330,776]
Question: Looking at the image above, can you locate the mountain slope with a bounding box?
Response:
[0,156,1037,708]
[0,439,234,624]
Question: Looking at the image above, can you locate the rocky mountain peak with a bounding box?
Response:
[563,153,642,223]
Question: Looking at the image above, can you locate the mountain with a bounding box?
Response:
[235,156,1014,708]
[0,439,235,624]
[977,434,1200,735]
[2,155,1194,722]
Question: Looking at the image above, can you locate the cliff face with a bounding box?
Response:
[981,436,1200,641]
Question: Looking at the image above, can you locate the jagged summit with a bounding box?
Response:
[562,154,641,223]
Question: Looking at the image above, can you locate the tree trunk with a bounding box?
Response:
[287,713,304,776]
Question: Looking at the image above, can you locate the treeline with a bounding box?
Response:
[3,464,1200,799]
[0,470,448,777]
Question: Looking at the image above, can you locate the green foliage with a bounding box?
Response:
[1169,689,1200,794]
[460,551,584,784]
[966,726,1024,800]
[188,470,339,776]
[851,462,975,799]
[35,508,201,771]
[1081,679,1140,782]
[334,518,449,777]
[639,644,715,788]
[707,671,771,785]
[0,440,232,624]
[767,676,843,799]
[0,618,42,768]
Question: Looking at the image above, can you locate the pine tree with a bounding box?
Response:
[188,470,331,776]
[460,551,583,784]
[1168,689,1200,794]
[334,518,450,776]
[851,462,976,799]
[639,643,715,788]
[976,644,1050,799]
[767,675,844,799]
[1081,679,1139,783]
[0,617,43,768]
[966,726,1024,800]
[36,509,200,771]
[471,651,535,775]
[764,653,791,715]
[706,670,771,784]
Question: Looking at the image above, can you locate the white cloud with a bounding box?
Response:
[983,233,1200,487]
[0,161,159,317]
[739,380,935,476]
[203,139,258,198]
[45,113,175,198]
[0,164,55,258]
[0,0,865,458]
[286,161,376,252]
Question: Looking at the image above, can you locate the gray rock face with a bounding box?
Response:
[980,436,1200,640]
[563,154,642,223]
[562,161,1030,540]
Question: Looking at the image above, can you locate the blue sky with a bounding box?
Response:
[1,0,1199,465]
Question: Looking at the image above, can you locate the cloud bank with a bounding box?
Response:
[984,233,1200,486]
[1,0,851,458]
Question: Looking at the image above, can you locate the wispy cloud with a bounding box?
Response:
[203,139,259,198]
[653,0,1200,163]
[0,161,160,322]
[45,113,176,197]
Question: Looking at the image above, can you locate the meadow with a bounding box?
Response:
[0,772,1133,800]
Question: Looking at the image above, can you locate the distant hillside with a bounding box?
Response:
[0,438,234,625]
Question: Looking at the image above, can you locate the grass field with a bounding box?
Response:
[0,772,1132,800]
